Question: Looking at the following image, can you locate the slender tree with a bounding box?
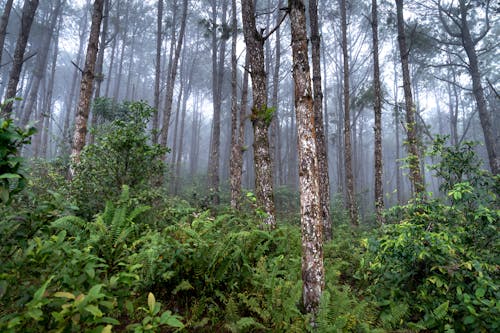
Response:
[289,0,324,316]
[341,0,358,225]
[229,0,242,209]
[160,0,188,156]
[70,0,105,173]
[152,0,163,144]
[2,0,39,118]
[241,0,276,228]
[436,0,498,175]
[395,0,424,194]
[309,0,332,240]
[0,0,14,69]
[371,0,384,223]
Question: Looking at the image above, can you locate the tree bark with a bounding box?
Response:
[152,0,163,144]
[2,0,39,118]
[309,0,332,240]
[230,0,243,209]
[241,0,276,229]
[371,0,384,223]
[457,0,498,174]
[289,0,324,317]
[70,0,104,173]
[160,0,187,157]
[341,0,359,225]
[395,0,424,195]
[0,0,14,70]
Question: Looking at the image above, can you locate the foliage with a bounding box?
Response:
[71,101,168,218]
[0,115,36,204]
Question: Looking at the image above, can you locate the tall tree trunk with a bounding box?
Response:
[458,0,498,174]
[0,0,14,69]
[371,0,384,223]
[22,0,62,126]
[309,0,332,240]
[42,14,61,159]
[70,0,104,174]
[62,0,90,155]
[160,0,187,156]
[152,0,163,144]
[2,0,39,118]
[395,0,424,194]
[289,0,324,317]
[241,0,276,229]
[341,0,358,225]
[208,0,228,205]
[270,0,282,186]
[93,0,108,99]
[230,0,242,209]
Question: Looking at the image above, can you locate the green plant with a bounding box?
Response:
[0,115,36,204]
[126,292,184,332]
[71,101,167,218]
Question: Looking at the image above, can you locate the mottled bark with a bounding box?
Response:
[371,0,384,224]
[230,0,243,209]
[270,0,282,186]
[241,0,276,228]
[2,0,39,118]
[152,0,163,144]
[289,0,324,316]
[309,0,332,240]
[0,0,14,69]
[160,0,187,156]
[341,0,358,225]
[70,0,104,173]
[395,0,424,195]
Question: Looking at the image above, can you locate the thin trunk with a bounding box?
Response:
[70,0,105,174]
[2,0,39,118]
[341,0,358,225]
[458,0,498,174]
[0,0,14,69]
[372,0,384,223]
[270,0,282,186]
[395,0,424,194]
[230,0,242,209]
[22,0,62,126]
[152,0,163,144]
[160,0,188,156]
[289,0,324,317]
[241,0,276,228]
[309,0,332,240]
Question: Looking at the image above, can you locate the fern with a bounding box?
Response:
[50,216,87,238]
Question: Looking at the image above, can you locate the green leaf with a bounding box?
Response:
[433,301,449,320]
[32,276,54,303]
[85,304,103,317]
[159,311,184,328]
[0,173,21,179]
[475,287,486,298]
[147,292,155,313]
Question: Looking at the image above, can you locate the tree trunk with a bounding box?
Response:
[289,0,324,317]
[395,0,424,194]
[0,0,14,70]
[22,0,62,126]
[152,0,163,144]
[309,0,332,240]
[230,0,242,209]
[2,0,39,118]
[70,0,104,173]
[341,0,358,225]
[458,0,498,174]
[371,0,384,223]
[160,0,187,157]
[241,0,276,228]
